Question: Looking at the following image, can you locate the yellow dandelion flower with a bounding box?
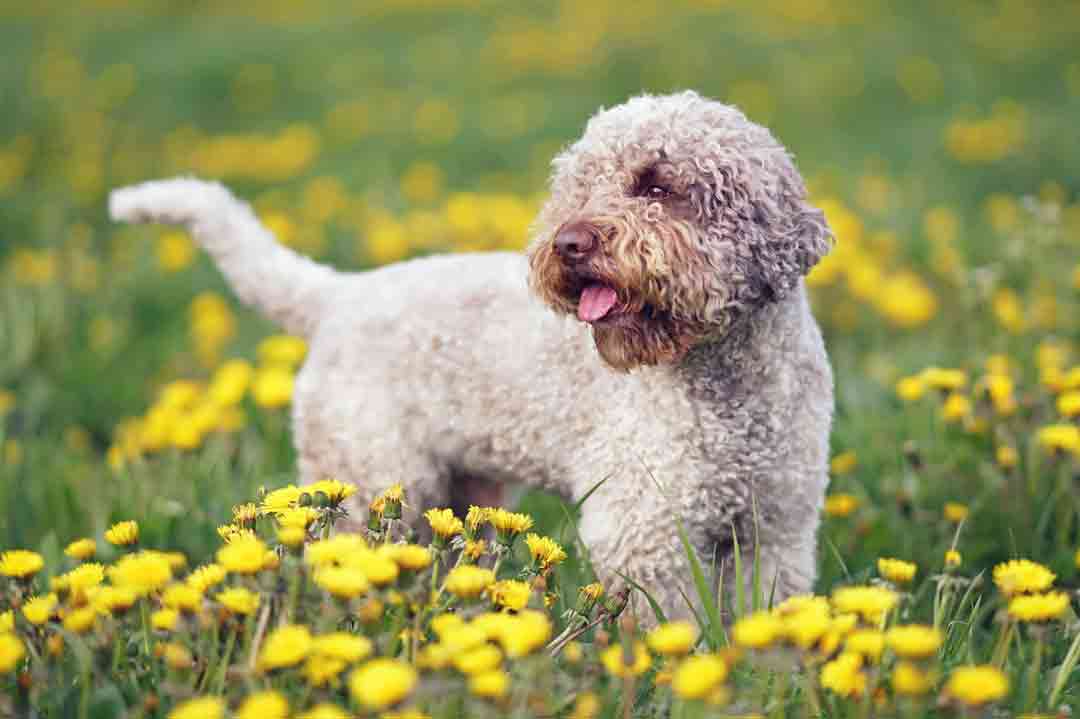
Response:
[216,586,260,615]
[601,641,652,677]
[945,549,962,568]
[216,534,269,574]
[877,557,917,584]
[469,669,510,699]
[218,524,255,543]
[161,642,193,670]
[312,632,373,663]
[941,392,972,422]
[1058,391,1080,417]
[259,624,313,671]
[996,445,1019,469]
[844,629,885,662]
[498,610,552,657]
[380,544,432,572]
[943,665,1009,706]
[647,621,697,656]
[105,520,139,546]
[1036,424,1080,454]
[303,656,346,687]
[1008,591,1071,622]
[304,533,368,567]
[237,691,289,719]
[831,585,899,623]
[22,594,58,626]
[885,625,942,659]
[252,365,294,408]
[782,603,831,650]
[895,376,926,401]
[580,582,604,603]
[64,538,97,560]
[488,579,531,611]
[348,658,418,709]
[0,549,44,578]
[488,508,533,540]
[993,559,1055,596]
[257,334,307,366]
[892,661,932,695]
[57,563,106,595]
[0,612,12,633]
[824,493,859,518]
[63,606,97,634]
[524,533,567,569]
[820,652,866,697]
[430,613,465,639]
[108,551,173,595]
[305,478,356,505]
[277,526,307,548]
[276,507,319,529]
[830,451,857,475]
[91,586,138,615]
[0,634,25,673]
[151,608,179,631]
[453,644,503,674]
[162,583,201,612]
[261,485,304,515]
[465,505,491,533]
[425,508,464,540]
[732,611,784,649]
[187,563,227,592]
[343,552,398,586]
[943,502,969,522]
[571,692,601,719]
[168,696,225,719]
[231,503,259,525]
[672,654,728,700]
[380,483,405,503]
[463,539,486,561]
[297,704,350,719]
[315,566,370,599]
[445,565,495,599]
[920,367,968,391]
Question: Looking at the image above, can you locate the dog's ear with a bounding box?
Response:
[748,172,833,301]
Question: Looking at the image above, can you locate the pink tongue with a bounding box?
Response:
[578,284,618,322]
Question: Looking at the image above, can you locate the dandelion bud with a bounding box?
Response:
[46,634,63,657]
[298,492,312,507]
[594,629,610,648]
[312,490,329,508]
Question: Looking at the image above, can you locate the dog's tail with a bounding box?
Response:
[110,177,340,338]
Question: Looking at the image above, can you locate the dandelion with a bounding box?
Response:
[920,367,967,390]
[488,508,533,542]
[580,582,604,603]
[348,659,418,709]
[151,608,179,631]
[303,657,346,687]
[943,502,969,522]
[257,334,307,366]
[895,376,926,401]
[996,445,1019,469]
[945,549,962,568]
[62,606,97,634]
[22,594,58,625]
[469,669,510,699]
[161,642,193,670]
[187,563,227,592]
[1008,591,1071,622]
[216,534,269,574]
[886,624,942,658]
[831,585,899,623]
[454,644,503,674]
[261,485,304,515]
[820,652,866,697]
[1058,390,1080,417]
[278,526,306,548]
[105,520,139,546]
[993,559,1055,596]
[499,610,552,657]
[305,478,356,505]
[252,366,294,408]
[830,450,857,475]
[732,611,784,649]
[162,583,201,612]
[525,533,567,569]
[823,493,859,518]
[465,505,491,535]
[444,565,495,598]
[942,665,1009,706]
[217,587,260,615]
[941,392,972,422]
[258,624,313,670]
[672,654,728,700]
[91,586,138,615]
[381,544,432,572]
[108,551,173,595]
[601,641,651,677]
[647,620,697,656]
[877,557,917,584]
[892,661,932,695]
[232,502,259,525]
[237,691,289,719]
[845,629,885,661]
[312,633,373,663]
[168,696,225,719]
[276,507,319,529]
[0,612,11,633]
[488,579,531,611]
[425,508,464,541]
[297,705,349,719]
[0,549,44,578]
[64,538,97,560]
[0,634,25,673]
[463,539,486,561]
[57,563,105,595]
[314,566,370,599]
[1036,424,1080,454]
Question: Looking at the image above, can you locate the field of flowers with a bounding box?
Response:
[2,0,1080,716]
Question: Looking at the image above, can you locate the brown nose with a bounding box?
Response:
[554,222,600,261]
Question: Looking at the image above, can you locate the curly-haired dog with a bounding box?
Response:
[110,90,833,618]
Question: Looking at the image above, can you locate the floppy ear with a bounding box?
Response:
[748,173,833,301]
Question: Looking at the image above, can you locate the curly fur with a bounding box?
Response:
[109,90,834,620]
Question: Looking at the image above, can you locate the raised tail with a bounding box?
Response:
[110,177,339,338]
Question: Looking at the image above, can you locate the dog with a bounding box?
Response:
[110,90,833,618]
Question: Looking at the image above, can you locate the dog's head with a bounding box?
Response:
[527,91,831,371]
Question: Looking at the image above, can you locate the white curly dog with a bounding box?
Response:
[111,91,834,619]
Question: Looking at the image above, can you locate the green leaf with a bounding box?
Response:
[616,570,668,625]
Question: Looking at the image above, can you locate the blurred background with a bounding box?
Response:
[1,0,1079,576]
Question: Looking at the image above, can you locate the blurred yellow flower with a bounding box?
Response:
[1036,424,1080,454]
[162,583,201,612]
[348,659,418,709]
[945,550,962,568]
[920,367,967,390]
[237,691,289,719]
[64,538,96,560]
[259,625,313,671]
[252,365,295,409]
[892,661,932,695]
[942,665,1009,706]
[996,445,1018,470]
[105,520,139,546]
[151,608,179,631]
[601,641,651,677]
[425,508,464,540]
[187,563,227,592]
[992,288,1025,334]
[885,625,942,659]
[580,582,604,603]
[217,587,260,616]
[488,579,531,611]
[315,566,370,599]
[820,652,866,697]
[454,644,503,675]
[257,335,307,367]
[943,502,969,523]
[216,535,269,574]
[993,559,1055,596]
[823,493,859,518]
[829,451,857,475]
[22,594,58,625]
[498,610,552,657]
[1057,391,1080,417]
[940,392,972,422]
[91,586,137,615]
[469,669,510,699]
[875,272,937,328]
[831,585,898,623]
[445,565,496,599]
[0,549,43,578]
[877,558,917,584]
[108,552,173,595]
[0,634,25,673]
[647,621,697,656]
[156,231,196,272]
[208,359,253,405]
[525,533,567,569]
[672,653,727,699]
[297,705,349,719]
[895,376,926,401]
[845,629,885,662]
[1008,591,1070,622]
[168,697,225,719]
[732,611,783,649]
[312,633,372,663]
[62,606,97,634]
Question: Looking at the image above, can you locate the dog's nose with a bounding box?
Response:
[554,222,599,261]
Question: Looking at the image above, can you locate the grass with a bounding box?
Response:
[1,0,1080,716]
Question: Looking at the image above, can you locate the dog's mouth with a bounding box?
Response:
[574,281,659,327]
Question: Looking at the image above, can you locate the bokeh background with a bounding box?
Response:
[2,0,1080,584]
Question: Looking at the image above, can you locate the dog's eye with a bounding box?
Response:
[645,185,670,200]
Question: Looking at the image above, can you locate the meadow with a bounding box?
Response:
[2,0,1080,716]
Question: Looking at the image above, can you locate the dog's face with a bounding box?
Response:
[527,91,831,371]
